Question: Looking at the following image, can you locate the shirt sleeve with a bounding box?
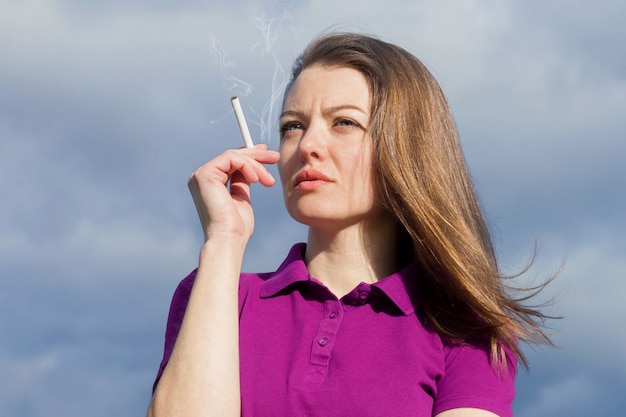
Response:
[151,270,197,393]
[433,339,517,417]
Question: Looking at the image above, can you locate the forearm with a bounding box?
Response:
[148,237,245,417]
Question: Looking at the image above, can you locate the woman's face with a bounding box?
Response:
[278,64,383,229]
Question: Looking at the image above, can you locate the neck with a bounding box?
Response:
[304,214,402,298]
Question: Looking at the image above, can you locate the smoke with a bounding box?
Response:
[209,1,297,145]
[209,36,255,98]
[251,3,295,145]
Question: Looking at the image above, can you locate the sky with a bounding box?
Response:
[0,0,624,415]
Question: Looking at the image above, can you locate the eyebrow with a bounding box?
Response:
[279,105,369,120]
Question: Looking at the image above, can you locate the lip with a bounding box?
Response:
[293,169,332,190]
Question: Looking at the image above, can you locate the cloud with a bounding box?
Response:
[516,375,597,417]
[0,1,624,416]
[551,233,626,365]
[0,352,60,416]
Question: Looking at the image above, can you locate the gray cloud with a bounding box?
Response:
[1,1,624,416]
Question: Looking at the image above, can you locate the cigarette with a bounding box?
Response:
[230,96,254,148]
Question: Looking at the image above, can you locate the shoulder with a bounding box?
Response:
[168,269,272,311]
[441,337,517,378]
[166,270,196,325]
[433,338,517,417]
[238,271,273,305]
[169,243,307,314]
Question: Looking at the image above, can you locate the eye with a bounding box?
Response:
[337,119,354,126]
[279,121,303,132]
[334,118,362,131]
[279,121,304,141]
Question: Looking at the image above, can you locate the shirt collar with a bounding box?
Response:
[372,261,419,316]
[259,243,310,298]
[260,243,419,316]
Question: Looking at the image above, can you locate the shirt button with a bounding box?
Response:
[318,338,328,346]
[329,312,338,319]
[359,291,369,300]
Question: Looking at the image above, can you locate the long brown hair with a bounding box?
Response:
[285,31,556,368]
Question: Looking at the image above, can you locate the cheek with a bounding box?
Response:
[351,149,378,201]
[277,149,293,191]
[349,146,374,180]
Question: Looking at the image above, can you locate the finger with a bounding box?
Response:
[221,154,277,186]
[189,147,279,189]
[236,146,281,165]
[229,171,251,203]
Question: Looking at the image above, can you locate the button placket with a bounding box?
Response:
[308,300,343,378]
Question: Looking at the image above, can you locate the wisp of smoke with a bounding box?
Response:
[209,0,297,145]
[209,36,254,97]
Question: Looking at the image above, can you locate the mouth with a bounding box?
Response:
[294,169,332,190]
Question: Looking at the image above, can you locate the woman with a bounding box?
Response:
[147,32,553,417]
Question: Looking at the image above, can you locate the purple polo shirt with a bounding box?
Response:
[154,243,516,417]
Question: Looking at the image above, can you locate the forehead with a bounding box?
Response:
[283,64,371,110]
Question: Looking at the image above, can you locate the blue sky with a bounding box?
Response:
[1,0,624,415]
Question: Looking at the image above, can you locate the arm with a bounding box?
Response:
[436,408,500,417]
[147,145,280,417]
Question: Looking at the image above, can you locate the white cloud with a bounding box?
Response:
[547,232,626,369]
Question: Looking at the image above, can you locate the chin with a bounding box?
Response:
[286,207,326,226]
[286,205,336,227]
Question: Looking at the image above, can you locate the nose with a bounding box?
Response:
[298,122,326,161]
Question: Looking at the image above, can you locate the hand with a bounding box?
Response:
[188,144,280,243]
